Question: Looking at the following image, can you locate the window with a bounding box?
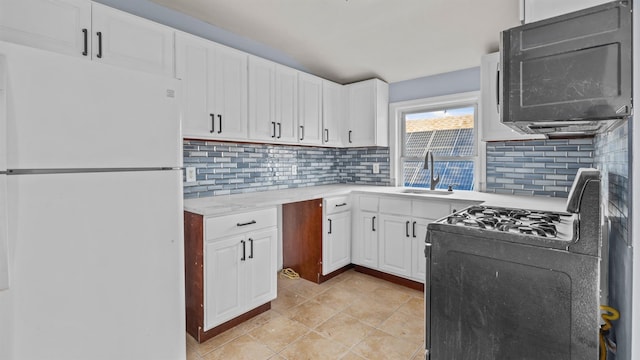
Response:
[390,92,479,191]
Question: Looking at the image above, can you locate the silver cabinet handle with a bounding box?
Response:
[324,129,329,142]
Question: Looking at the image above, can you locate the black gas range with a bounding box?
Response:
[425,168,604,360]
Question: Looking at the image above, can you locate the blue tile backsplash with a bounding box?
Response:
[594,122,631,360]
[485,138,595,197]
[183,140,390,198]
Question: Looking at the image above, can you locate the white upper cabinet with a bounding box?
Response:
[275,65,298,143]
[175,33,210,137]
[91,3,173,76]
[480,52,544,142]
[209,41,248,140]
[345,78,389,147]
[297,72,323,145]
[521,0,611,23]
[177,32,248,140]
[248,56,276,141]
[248,55,299,144]
[0,0,90,57]
[0,0,174,76]
[322,80,344,146]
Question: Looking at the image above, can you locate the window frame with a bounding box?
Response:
[389,91,483,190]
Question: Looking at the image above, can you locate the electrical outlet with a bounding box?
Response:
[292,165,298,175]
[372,163,380,174]
[185,167,196,182]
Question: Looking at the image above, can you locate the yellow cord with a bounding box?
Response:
[599,305,620,360]
[280,268,300,280]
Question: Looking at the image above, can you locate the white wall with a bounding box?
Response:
[389,67,480,103]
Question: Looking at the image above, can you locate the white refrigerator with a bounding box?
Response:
[0,41,186,360]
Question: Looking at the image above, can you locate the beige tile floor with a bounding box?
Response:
[186,269,425,360]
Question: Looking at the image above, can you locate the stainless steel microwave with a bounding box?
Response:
[500,0,632,136]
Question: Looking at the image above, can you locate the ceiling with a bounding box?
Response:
[149,0,521,84]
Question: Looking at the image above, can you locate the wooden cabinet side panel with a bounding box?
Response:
[184,211,204,341]
[282,199,323,283]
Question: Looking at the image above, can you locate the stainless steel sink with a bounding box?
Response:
[400,189,454,196]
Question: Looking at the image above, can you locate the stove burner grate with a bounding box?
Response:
[443,206,569,239]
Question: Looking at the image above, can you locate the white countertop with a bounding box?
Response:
[184,185,569,216]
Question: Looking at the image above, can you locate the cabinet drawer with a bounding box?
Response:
[324,195,351,215]
[379,197,411,216]
[205,207,276,240]
[412,200,451,220]
[358,195,379,212]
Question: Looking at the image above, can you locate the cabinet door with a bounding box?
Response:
[245,228,277,309]
[346,80,375,147]
[0,0,91,58]
[91,3,174,76]
[322,80,344,146]
[209,43,248,140]
[378,214,412,278]
[175,33,212,138]
[298,72,323,145]
[204,235,244,330]
[323,211,351,275]
[248,56,276,141]
[411,218,431,282]
[345,79,388,147]
[480,52,543,142]
[275,65,298,143]
[352,210,378,268]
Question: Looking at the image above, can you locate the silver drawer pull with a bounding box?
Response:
[237,220,257,227]
[335,203,347,207]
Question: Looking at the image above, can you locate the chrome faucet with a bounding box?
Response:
[423,151,440,190]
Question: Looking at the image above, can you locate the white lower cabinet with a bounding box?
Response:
[203,208,277,331]
[323,196,351,275]
[353,210,378,269]
[352,194,476,283]
[378,214,413,278]
[352,195,379,269]
[411,218,429,281]
[204,234,244,329]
